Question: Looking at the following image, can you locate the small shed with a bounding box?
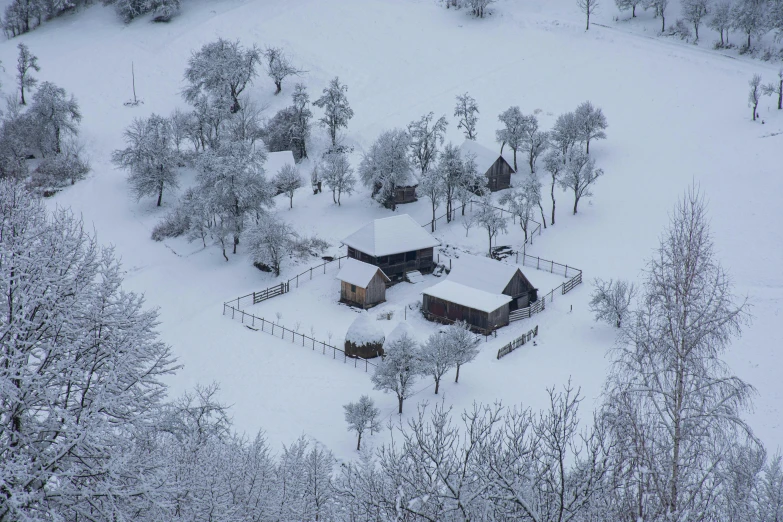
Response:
[345,314,385,358]
[459,140,514,192]
[422,280,512,333]
[447,254,538,310]
[342,215,441,281]
[336,258,390,309]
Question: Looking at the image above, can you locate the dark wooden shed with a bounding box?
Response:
[336,258,390,309]
[342,214,441,282]
[422,280,511,334]
[459,140,514,192]
[447,254,538,311]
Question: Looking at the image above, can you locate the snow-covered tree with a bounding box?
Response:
[112,114,180,206]
[615,0,642,17]
[763,68,783,111]
[16,43,39,105]
[577,0,599,30]
[574,100,608,154]
[708,0,734,45]
[419,165,445,232]
[499,183,535,242]
[551,110,580,159]
[29,81,81,155]
[436,142,466,222]
[682,0,709,41]
[290,83,312,159]
[372,323,420,414]
[455,152,486,216]
[589,278,637,328]
[758,453,783,522]
[454,92,479,140]
[749,73,762,121]
[463,0,495,17]
[644,0,670,33]
[195,141,273,259]
[247,213,296,275]
[521,114,549,174]
[343,395,381,450]
[475,195,508,256]
[731,0,768,49]
[226,99,264,148]
[604,187,755,522]
[263,46,302,95]
[183,38,261,114]
[558,149,603,214]
[359,128,413,210]
[29,142,90,191]
[273,163,302,209]
[0,182,177,522]
[313,76,354,147]
[495,105,526,171]
[321,150,356,205]
[443,320,480,383]
[419,332,456,394]
[408,111,448,175]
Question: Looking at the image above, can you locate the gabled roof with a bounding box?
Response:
[342,214,441,257]
[336,258,390,288]
[423,280,512,314]
[265,150,296,176]
[459,139,514,174]
[447,254,527,294]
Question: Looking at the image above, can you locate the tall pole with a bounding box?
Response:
[132,62,137,104]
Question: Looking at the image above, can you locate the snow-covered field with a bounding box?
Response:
[3,0,780,459]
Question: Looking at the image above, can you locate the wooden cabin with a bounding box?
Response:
[447,254,538,310]
[459,140,514,192]
[336,258,390,309]
[342,215,441,281]
[374,170,419,208]
[422,280,511,334]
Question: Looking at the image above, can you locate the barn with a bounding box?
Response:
[422,280,512,334]
[373,170,419,207]
[342,214,441,281]
[336,258,391,309]
[447,254,538,310]
[459,139,514,192]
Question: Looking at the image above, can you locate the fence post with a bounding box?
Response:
[297,274,299,288]
[241,310,245,324]
[231,306,235,319]
[324,262,326,274]
[310,268,313,280]
[537,257,540,269]
[565,265,568,277]
[223,303,226,315]
[236,297,240,309]
[551,260,554,273]
[271,324,274,335]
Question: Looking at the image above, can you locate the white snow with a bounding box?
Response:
[345,314,385,345]
[447,253,532,294]
[384,321,416,348]
[336,258,389,288]
[265,150,296,177]
[459,139,512,174]
[423,280,513,314]
[341,214,440,257]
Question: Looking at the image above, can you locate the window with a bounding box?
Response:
[350,284,356,292]
[405,251,417,261]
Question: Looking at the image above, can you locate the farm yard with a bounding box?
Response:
[1,0,782,517]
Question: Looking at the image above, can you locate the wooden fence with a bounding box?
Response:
[508,255,583,323]
[497,325,539,359]
[222,302,378,372]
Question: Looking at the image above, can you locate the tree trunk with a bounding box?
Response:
[398,396,403,414]
[230,96,240,114]
[586,138,590,154]
[289,194,293,209]
[332,189,337,204]
[157,180,164,207]
[20,85,25,105]
[586,10,590,31]
[694,23,699,42]
[551,178,557,225]
[573,195,579,215]
[356,432,362,451]
[778,81,782,109]
[54,126,61,154]
[222,246,228,262]
[538,202,547,229]
[500,142,505,155]
[434,377,440,394]
[661,12,665,33]
[632,4,636,17]
[512,149,517,171]
[752,103,757,121]
[747,32,751,49]
[455,363,461,383]
[431,203,436,232]
[488,229,492,256]
[275,80,282,94]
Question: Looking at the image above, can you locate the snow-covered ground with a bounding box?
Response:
[3,0,780,459]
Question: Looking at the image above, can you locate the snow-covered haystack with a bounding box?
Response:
[344,314,385,359]
[383,321,416,351]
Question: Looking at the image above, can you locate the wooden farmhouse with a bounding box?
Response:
[374,170,419,207]
[336,258,390,309]
[459,139,514,192]
[447,254,538,310]
[422,280,512,334]
[342,214,441,281]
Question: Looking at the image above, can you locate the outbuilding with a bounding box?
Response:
[422,280,512,334]
[336,258,391,309]
[447,254,538,310]
[342,214,441,281]
[459,139,514,192]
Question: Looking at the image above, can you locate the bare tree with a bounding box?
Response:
[419,165,445,232]
[454,92,479,140]
[343,396,381,451]
[681,0,709,41]
[708,0,733,45]
[589,278,637,328]
[16,42,39,105]
[558,150,603,214]
[372,324,420,414]
[615,0,642,17]
[444,320,480,383]
[418,332,456,394]
[574,101,608,154]
[408,112,448,175]
[544,151,564,226]
[577,0,599,30]
[313,77,354,147]
[763,69,783,111]
[321,151,356,205]
[496,106,527,171]
[749,73,762,121]
[644,0,670,33]
[273,163,303,209]
[263,47,302,95]
[475,195,508,256]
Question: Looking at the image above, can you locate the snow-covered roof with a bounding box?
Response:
[341,214,441,257]
[265,150,296,176]
[447,254,525,294]
[423,280,512,314]
[336,258,390,288]
[400,169,419,187]
[459,139,513,174]
[384,321,416,348]
[345,314,385,345]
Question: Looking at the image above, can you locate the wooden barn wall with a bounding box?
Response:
[349,247,435,280]
[423,295,509,331]
[341,281,367,306]
[485,158,512,192]
[365,273,387,305]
